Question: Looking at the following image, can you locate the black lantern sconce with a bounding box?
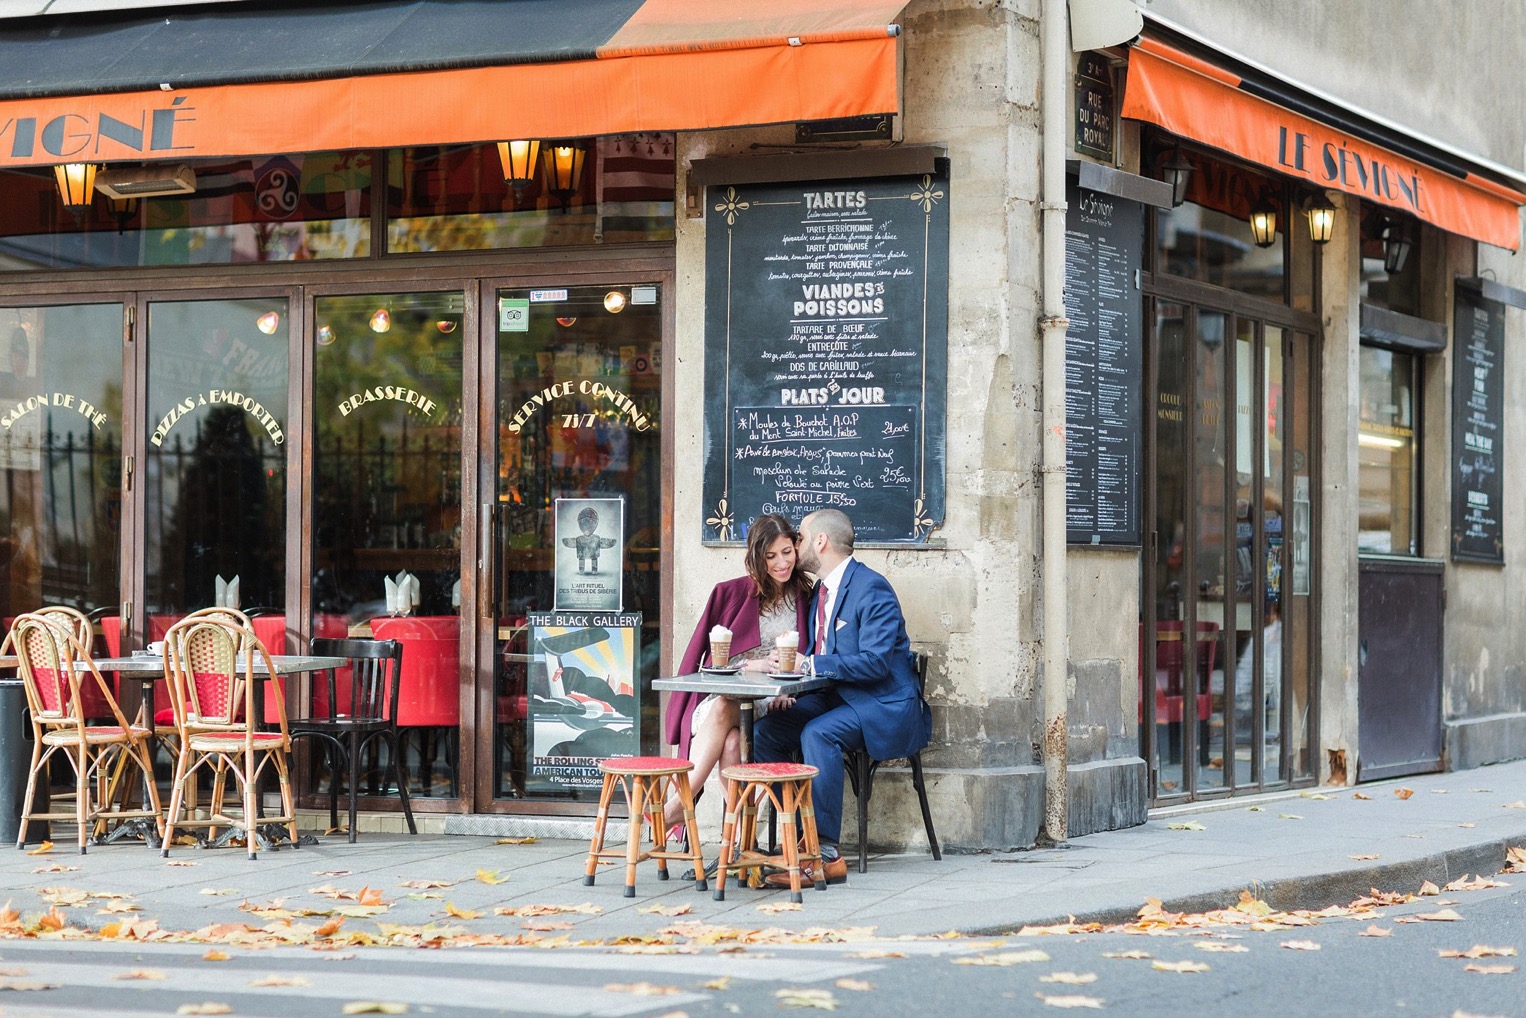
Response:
[542,140,589,212]
[54,162,98,220]
[1380,218,1412,274]
[1305,193,1335,245]
[1248,198,1278,248]
[1163,146,1193,207]
[495,139,542,200]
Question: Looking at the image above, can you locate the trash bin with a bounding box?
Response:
[0,679,46,844]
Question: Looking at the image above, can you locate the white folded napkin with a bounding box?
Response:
[215,574,240,609]
[384,571,421,615]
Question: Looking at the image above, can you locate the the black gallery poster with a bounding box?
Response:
[701,173,949,544]
[1450,284,1505,563]
[1063,179,1143,545]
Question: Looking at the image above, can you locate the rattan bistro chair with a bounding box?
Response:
[5,613,162,854]
[160,615,297,860]
[288,637,416,842]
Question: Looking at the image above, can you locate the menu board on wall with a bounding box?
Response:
[1450,284,1505,563]
[1063,179,1143,545]
[701,173,949,543]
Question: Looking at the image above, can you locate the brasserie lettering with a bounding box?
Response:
[337,385,437,418]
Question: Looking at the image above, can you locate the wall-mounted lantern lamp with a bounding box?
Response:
[1305,194,1335,245]
[1381,218,1412,274]
[1163,146,1193,207]
[54,162,98,217]
[495,140,542,198]
[542,141,589,212]
[1248,199,1278,248]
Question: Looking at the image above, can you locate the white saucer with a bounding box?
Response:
[699,664,743,675]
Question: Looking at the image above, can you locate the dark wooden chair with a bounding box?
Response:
[844,650,941,873]
[288,637,416,842]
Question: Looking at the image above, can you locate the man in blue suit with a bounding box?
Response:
[754,508,931,886]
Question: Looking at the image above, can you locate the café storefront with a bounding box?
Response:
[0,0,909,824]
[1110,32,1526,802]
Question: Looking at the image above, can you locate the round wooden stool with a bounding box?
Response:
[713,761,825,904]
[584,756,707,897]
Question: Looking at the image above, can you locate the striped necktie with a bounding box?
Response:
[814,583,829,655]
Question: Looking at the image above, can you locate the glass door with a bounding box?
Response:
[141,295,290,644]
[0,302,124,623]
[484,281,663,803]
[1145,300,1316,800]
[311,291,465,801]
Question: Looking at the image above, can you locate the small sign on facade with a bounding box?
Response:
[499,298,530,332]
[1074,53,1115,161]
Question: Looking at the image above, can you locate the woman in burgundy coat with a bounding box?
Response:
[661,513,812,829]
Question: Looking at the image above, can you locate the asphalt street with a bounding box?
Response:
[0,882,1517,1017]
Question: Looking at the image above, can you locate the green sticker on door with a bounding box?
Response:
[499,298,530,332]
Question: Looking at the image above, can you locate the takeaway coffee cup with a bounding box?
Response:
[709,625,732,668]
[775,632,799,673]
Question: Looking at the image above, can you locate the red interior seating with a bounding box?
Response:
[368,616,461,726]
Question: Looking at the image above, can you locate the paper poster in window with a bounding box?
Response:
[525,611,640,791]
[554,496,623,610]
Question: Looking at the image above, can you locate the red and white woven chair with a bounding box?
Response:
[160,614,297,860]
[5,612,161,854]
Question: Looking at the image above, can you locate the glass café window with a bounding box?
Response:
[313,292,464,798]
[1150,144,1313,308]
[0,134,676,271]
[386,135,675,253]
[0,304,123,622]
[0,153,373,271]
[1358,346,1418,555]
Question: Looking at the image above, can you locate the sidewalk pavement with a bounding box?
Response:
[3,759,1524,942]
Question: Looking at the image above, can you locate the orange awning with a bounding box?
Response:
[0,0,906,168]
[1123,38,1525,250]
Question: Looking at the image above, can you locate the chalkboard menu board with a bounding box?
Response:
[1450,284,1505,563]
[701,172,949,543]
[1063,179,1144,545]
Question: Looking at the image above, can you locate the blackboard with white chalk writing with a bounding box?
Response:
[1450,283,1505,564]
[701,172,949,543]
[1063,178,1143,546]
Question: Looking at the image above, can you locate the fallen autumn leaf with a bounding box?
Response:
[605,982,680,996]
[1036,993,1105,1009]
[954,949,1050,966]
[1152,960,1210,973]
[775,987,838,1010]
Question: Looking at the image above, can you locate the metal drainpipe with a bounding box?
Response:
[1038,0,1070,846]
